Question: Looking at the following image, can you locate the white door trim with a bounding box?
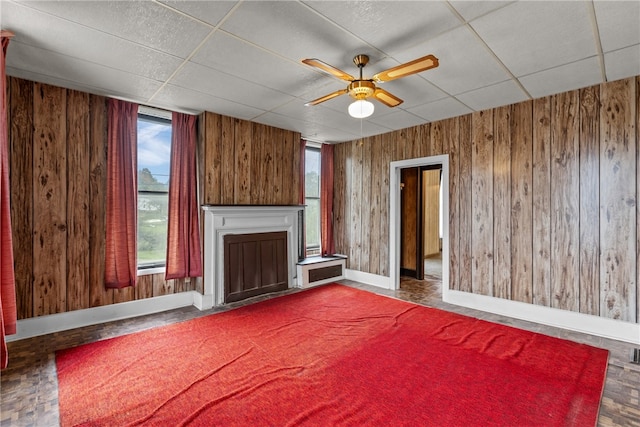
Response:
[389,155,449,293]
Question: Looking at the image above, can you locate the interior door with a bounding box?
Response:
[400,167,423,279]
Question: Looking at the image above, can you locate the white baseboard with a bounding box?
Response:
[6,291,199,342]
[193,292,214,311]
[344,268,639,344]
[443,289,640,344]
[344,269,391,289]
[8,280,638,345]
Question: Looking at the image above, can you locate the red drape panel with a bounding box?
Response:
[299,139,306,205]
[0,31,17,370]
[165,112,202,280]
[105,99,138,289]
[320,144,334,256]
[299,139,306,258]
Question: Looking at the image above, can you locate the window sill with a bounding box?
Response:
[137,267,165,277]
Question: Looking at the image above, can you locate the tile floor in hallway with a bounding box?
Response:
[1,257,639,426]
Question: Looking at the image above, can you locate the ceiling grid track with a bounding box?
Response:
[586,0,607,83]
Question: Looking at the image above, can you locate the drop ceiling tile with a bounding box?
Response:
[6,41,163,100]
[519,57,603,99]
[408,97,473,122]
[376,76,450,110]
[158,1,237,26]
[372,110,429,131]
[252,112,315,134]
[448,1,514,21]
[150,84,266,119]
[604,44,640,82]
[303,1,462,56]
[260,114,360,143]
[594,1,640,52]
[396,26,511,95]
[170,62,295,112]
[17,0,211,57]
[456,79,528,112]
[220,1,378,69]
[272,99,340,126]
[192,32,323,97]
[470,1,597,77]
[353,119,396,140]
[3,1,182,81]
[304,127,361,144]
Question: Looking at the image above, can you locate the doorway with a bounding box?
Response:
[421,166,443,282]
[389,155,449,293]
[399,166,443,281]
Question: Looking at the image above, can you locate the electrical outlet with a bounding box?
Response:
[632,348,640,364]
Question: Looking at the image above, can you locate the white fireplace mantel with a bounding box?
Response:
[200,205,304,309]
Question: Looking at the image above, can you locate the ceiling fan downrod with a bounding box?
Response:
[349,54,375,100]
[353,54,369,79]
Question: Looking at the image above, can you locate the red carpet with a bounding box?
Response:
[56,284,608,426]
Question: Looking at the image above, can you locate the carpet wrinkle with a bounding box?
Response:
[124,347,255,427]
[138,365,307,427]
[176,366,309,427]
[416,313,566,371]
[428,318,467,338]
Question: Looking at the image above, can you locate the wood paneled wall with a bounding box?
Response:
[7,78,300,320]
[333,76,639,324]
[7,77,197,319]
[198,111,300,206]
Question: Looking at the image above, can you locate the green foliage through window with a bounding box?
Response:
[137,114,172,268]
[305,147,321,252]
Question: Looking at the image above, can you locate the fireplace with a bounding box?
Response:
[201,205,304,308]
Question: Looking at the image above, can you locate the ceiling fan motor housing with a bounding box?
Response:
[348,80,375,100]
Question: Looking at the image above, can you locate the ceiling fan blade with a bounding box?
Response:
[305,89,348,106]
[301,58,355,82]
[372,54,439,83]
[373,88,403,107]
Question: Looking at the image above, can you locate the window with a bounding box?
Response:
[137,109,172,269]
[305,146,321,256]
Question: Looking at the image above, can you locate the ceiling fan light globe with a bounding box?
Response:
[349,100,374,118]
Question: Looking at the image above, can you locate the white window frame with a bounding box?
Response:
[304,142,322,256]
[137,106,172,275]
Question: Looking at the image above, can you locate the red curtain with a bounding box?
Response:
[299,139,306,258]
[299,139,306,205]
[320,144,335,256]
[105,99,138,289]
[0,31,16,369]
[165,112,202,280]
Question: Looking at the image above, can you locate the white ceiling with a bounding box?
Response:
[2,1,639,143]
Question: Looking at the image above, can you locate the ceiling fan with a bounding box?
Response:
[301,54,439,118]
